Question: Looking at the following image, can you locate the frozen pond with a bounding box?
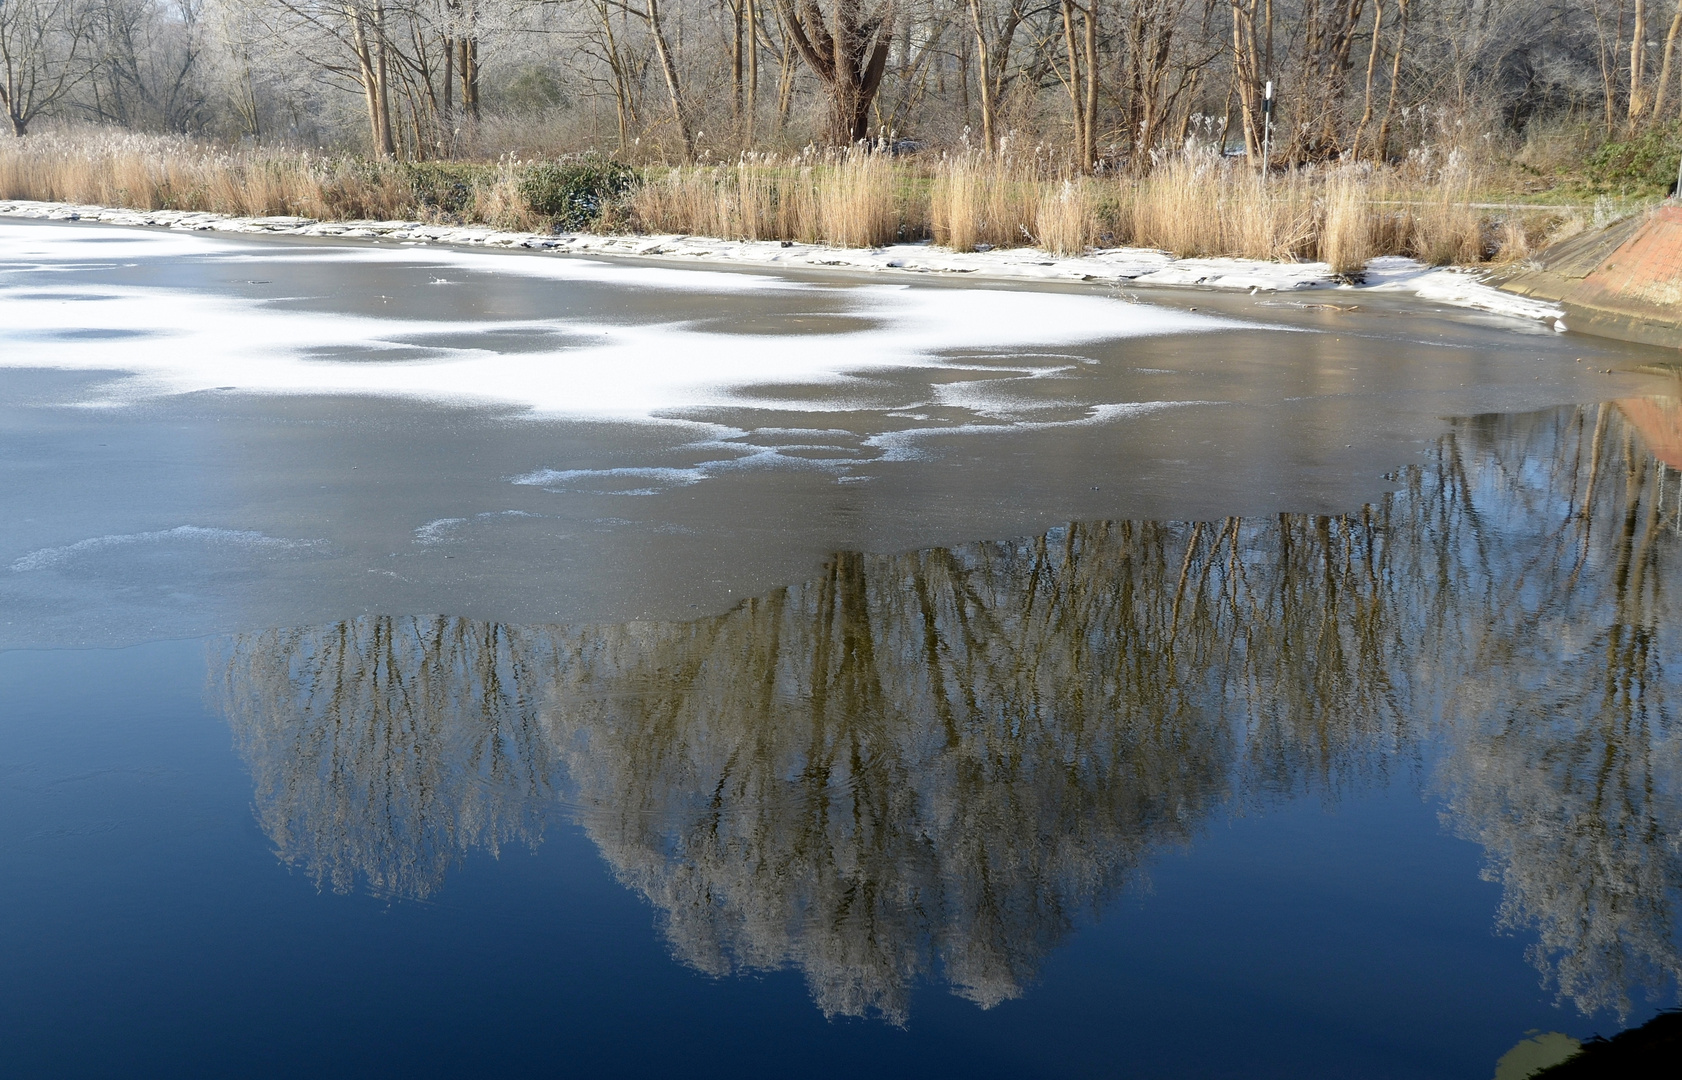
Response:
[3,219,1680,1077]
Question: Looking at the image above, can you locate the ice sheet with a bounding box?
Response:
[1,221,1252,424]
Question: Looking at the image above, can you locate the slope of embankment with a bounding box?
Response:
[1497,204,1682,348]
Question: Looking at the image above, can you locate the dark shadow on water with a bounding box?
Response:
[210,400,1682,1026]
[1531,1009,1682,1076]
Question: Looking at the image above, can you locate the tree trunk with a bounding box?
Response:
[1126,0,1182,165]
[1062,0,1086,162]
[968,0,998,151]
[775,0,896,145]
[648,0,695,156]
[1230,0,1262,164]
[747,0,759,140]
[1651,0,1682,121]
[1630,0,1649,128]
[347,6,394,158]
[778,19,797,131]
[732,0,744,121]
[374,4,396,157]
[1373,0,1406,162]
[458,36,479,121]
[1350,0,1383,159]
[1083,0,1099,168]
[442,35,454,121]
[1591,0,1625,136]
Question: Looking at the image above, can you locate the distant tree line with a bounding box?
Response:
[4,0,1682,165]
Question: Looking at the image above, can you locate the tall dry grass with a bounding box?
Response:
[1319,167,1379,276]
[0,130,426,219]
[1,128,1574,270]
[1127,147,1321,260]
[1409,158,1483,265]
[1035,179,1095,255]
[929,153,1043,251]
[631,148,903,247]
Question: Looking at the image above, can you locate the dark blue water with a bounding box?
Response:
[5,405,1679,1078]
[0,641,1580,1079]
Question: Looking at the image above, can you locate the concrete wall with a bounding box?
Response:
[1497,205,1682,349]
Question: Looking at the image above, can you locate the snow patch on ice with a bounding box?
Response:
[412,518,469,545]
[0,221,1249,423]
[1361,256,1565,321]
[413,510,545,542]
[510,466,710,493]
[865,400,1222,459]
[10,525,320,572]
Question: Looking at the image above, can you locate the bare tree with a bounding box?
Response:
[85,0,210,132]
[775,0,896,142]
[0,0,95,134]
[964,0,1024,151]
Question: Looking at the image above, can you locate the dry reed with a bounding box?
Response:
[1125,147,1324,261]
[1319,167,1377,276]
[0,130,415,219]
[1035,179,1094,255]
[930,153,1040,251]
[1,129,1528,271]
[1491,219,1531,264]
[1409,158,1483,264]
[631,149,903,247]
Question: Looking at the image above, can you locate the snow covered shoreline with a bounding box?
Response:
[0,197,1565,326]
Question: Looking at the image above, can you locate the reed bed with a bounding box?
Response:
[1,129,1577,269]
[1409,162,1484,266]
[1035,179,1094,256]
[630,148,905,246]
[0,130,413,219]
[929,153,1044,251]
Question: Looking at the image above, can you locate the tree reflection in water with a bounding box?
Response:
[213,402,1682,1024]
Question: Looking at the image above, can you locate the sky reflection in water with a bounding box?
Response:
[210,401,1682,1030]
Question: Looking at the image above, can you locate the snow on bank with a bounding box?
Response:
[0,197,1563,326]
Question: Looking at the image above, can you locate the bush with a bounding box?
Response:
[403,161,500,219]
[518,155,638,230]
[1584,124,1682,196]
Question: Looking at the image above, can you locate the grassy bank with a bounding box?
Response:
[0,130,1633,272]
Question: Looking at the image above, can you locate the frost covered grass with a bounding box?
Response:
[0,128,1589,269]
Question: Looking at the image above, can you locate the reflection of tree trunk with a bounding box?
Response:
[1584,403,1612,523]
